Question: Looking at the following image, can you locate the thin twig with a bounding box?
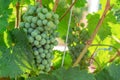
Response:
[59,0,77,21]
[73,0,112,67]
[53,0,59,12]
[91,44,120,63]
[16,1,20,28]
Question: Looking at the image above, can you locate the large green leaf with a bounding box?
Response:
[95,63,120,80]
[0,29,35,78]
[52,67,96,80]
[0,0,12,33]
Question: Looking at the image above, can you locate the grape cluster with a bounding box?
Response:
[114,9,120,23]
[19,3,59,73]
[67,26,89,69]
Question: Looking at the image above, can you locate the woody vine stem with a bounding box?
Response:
[73,0,112,67]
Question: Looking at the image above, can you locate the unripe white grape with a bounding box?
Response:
[19,22,25,28]
[38,48,43,53]
[32,17,38,23]
[31,23,36,28]
[25,23,30,28]
[36,7,42,13]
[46,53,51,59]
[27,16,33,22]
[40,53,46,58]
[31,30,38,37]
[37,20,42,26]
[38,64,45,70]
[35,35,41,41]
[34,40,39,46]
[28,28,33,33]
[28,36,34,43]
[38,13,45,20]
[53,14,59,19]
[33,50,39,56]
[45,12,52,19]
[42,8,48,14]
[42,59,48,65]
[42,20,48,25]
[40,39,46,45]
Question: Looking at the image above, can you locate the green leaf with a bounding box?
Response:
[95,63,120,80]
[52,67,96,80]
[75,0,86,8]
[0,47,23,78]
[0,0,12,32]
[0,29,35,78]
[27,74,57,80]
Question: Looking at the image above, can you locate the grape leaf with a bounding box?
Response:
[0,29,35,78]
[27,74,57,80]
[0,0,12,33]
[75,0,86,8]
[52,67,96,80]
[95,63,120,80]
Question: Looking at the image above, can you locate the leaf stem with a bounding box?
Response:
[59,0,77,21]
[53,0,59,12]
[73,0,112,67]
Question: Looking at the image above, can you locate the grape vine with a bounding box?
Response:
[19,2,59,73]
[67,26,90,68]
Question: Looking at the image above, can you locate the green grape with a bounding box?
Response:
[45,12,52,19]
[46,39,50,44]
[35,35,41,41]
[50,37,55,43]
[40,53,46,58]
[41,33,46,38]
[44,44,50,49]
[42,8,48,13]
[38,64,45,70]
[37,20,42,26]
[27,16,33,22]
[50,45,54,49]
[44,50,48,53]
[25,23,30,28]
[45,67,51,72]
[36,45,42,48]
[19,22,25,28]
[28,28,33,33]
[53,14,59,19]
[46,53,51,59]
[35,2,40,8]
[54,40,58,46]
[36,56,41,60]
[36,7,42,13]
[22,15,27,22]
[45,64,50,68]
[38,13,45,20]
[42,20,48,25]
[47,59,51,63]
[27,9,34,15]
[37,26,44,32]
[32,17,38,23]
[44,26,50,31]
[31,30,38,37]
[42,59,48,65]
[40,39,46,45]
[54,20,59,25]
[28,36,34,43]
[47,21,54,28]
[36,58,42,63]
[23,28,27,33]
[34,40,39,46]
[33,50,39,56]
[31,23,36,28]
[38,48,44,53]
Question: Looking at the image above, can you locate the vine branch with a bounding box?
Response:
[16,1,20,28]
[59,0,77,21]
[91,44,120,63]
[73,0,112,67]
[53,0,59,12]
